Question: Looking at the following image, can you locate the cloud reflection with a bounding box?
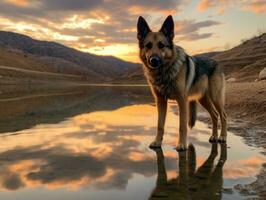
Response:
[0,89,265,197]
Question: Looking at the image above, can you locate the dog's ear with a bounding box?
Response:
[160,15,174,41]
[137,16,151,42]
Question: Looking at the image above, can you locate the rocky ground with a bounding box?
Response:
[226,80,265,199]
[223,80,266,150]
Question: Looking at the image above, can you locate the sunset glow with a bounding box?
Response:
[0,0,265,62]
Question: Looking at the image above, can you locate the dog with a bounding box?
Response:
[137,15,227,151]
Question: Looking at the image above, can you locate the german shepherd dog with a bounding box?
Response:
[137,15,227,151]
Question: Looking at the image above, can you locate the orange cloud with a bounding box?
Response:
[197,0,232,14]
[6,0,30,7]
[197,0,216,12]
[244,0,266,14]
[197,0,266,14]
[5,0,40,8]
[128,5,176,15]
[223,156,265,179]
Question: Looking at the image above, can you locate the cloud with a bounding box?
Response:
[5,0,33,7]
[43,0,103,11]
[177,20,221,34]
[179,33,214,41]
[175,19,221,41]
[0,0,185,22]
[1,172,24,190]
[197,0,230,13]
[197,0,266,14]
[59,18,221,47]
[0,0,190,56]
[0,0,223,61]
[243,0,266,14]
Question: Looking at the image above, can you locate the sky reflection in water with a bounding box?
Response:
[0,86,264,200]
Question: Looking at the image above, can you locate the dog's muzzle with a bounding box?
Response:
[148,56,162,69]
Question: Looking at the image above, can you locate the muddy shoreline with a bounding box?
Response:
[198,113,266,199]
[198,81,266,199]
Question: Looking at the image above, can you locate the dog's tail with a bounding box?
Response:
[189,101,197,128]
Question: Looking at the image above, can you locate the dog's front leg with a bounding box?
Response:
[150,96,167,148]
[176,98,188,151]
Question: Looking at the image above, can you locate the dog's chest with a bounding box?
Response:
[150,71,180,99]
[154,81,176,98]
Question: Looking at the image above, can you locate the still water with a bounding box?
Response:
[0,86,265,200]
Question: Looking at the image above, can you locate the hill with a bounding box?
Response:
[0,31,140,84]
[200,33,266,81]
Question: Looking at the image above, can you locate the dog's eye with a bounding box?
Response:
[145,42,153,49]
[158,42,165,49]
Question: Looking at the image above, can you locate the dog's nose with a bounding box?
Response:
[149,56,161,69]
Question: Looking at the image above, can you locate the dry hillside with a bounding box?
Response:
[0,31,140,84]
[210,33,266,81]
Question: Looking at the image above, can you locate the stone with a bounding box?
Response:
[258,67,266,80]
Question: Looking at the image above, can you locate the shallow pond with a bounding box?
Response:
[0,86,265,199]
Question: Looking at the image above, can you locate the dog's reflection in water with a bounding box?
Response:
[149,143,227,200]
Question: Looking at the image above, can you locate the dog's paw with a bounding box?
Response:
[175,143,187,152]
[149,141,162,149]
[218,135,227,143]
[209,135,218,143]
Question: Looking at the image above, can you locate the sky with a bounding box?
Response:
[0,0,265,62]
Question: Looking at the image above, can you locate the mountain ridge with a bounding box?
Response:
[0,30,140,83]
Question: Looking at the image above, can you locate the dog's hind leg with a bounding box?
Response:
[209,74,227,143]
[212,98,227,143]
[150,96,167,148]
[199,95,219,143]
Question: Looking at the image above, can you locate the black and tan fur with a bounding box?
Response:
[137,15,227,151]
